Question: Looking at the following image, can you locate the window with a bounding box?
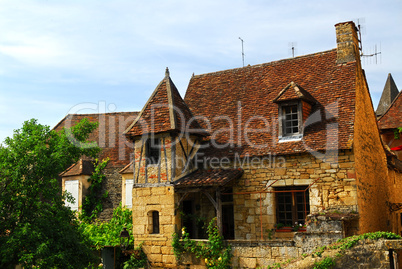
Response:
[281,103,302,136]
[282,104,299,135]
[125,179,134,208]
[151,211,160,234]
[65,180,79,211]
[275,186,309,226]
[146,138,160,165]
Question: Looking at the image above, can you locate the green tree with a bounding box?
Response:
[0,118,100,268]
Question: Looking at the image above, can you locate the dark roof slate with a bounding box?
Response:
[174,168,243,188]
[376,73,400,116]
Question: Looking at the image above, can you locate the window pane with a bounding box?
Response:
[282,104,299,135]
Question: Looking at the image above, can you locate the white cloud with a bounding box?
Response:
[0,0,401,143]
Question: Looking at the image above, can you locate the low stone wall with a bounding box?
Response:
[230,240,299,268]
[333,239,402,269]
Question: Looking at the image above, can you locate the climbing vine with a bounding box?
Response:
[394,127,402,139]
[79,204,133,249]
[172,218,232,269]
[80,158,109,222]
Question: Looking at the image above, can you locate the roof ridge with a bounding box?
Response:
[191,49,337,78]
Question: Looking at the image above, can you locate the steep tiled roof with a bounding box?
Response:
[378,90,402,130]
[174,168,243,188]
[59,159,94,177]
[53,112,138,167]
[124,68,207,138]
[376,73,399,116]
[184,49,356,157]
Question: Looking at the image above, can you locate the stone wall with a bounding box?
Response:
[132,186,178,268]
[232,150,358,241]
[99,166,124,221]
[353,27,390,233]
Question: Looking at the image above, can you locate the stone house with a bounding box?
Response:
[55,21,402,268]
[54,112,138,220]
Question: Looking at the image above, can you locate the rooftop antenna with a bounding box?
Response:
[289,42,297,58]
[239,37,245,67]
[356,18,382,65]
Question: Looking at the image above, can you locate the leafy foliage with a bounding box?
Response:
[267,231,401,269]
[313,257,336,269]
[393,127,402,139]
[80,158,110,222]
[79,204,133,249]
[172,218,232,269]
[0,118,100,268]
[122,242,148,269]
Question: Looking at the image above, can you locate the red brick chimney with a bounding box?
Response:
[335,21,360,64]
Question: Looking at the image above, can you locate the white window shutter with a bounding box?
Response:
[125,179,134,208]
[65,180,79,211]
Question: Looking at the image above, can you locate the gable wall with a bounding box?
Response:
[353,53,390,233]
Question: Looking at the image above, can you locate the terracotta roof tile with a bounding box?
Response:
[273,82,317,104]
[119,161,134,174]
[124,69,207,138]
[53,111,138,167]
[174,168,243,188]
[184,49,356,157]
[378,90,402,130]
[59,159,94,177]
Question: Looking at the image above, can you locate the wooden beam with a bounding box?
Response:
[216,189,223,234]
[162,137,169,182]
[136,139,144,183]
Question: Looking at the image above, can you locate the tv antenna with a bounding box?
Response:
[356,18,382,64]
[289,42,297,58]
[239,37,245,67]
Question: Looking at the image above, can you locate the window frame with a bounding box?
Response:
[275,186,310,226]
[145,137,161,166]
[278,101,303,141]
[151,211,160,234]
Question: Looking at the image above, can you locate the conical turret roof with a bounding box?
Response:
[124,68,208,138]
[376,73,399,116]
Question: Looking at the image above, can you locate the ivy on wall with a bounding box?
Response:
[80,158,109,222]
[79,204,133,249]
[172,218,232,269]
[394,127,402,139]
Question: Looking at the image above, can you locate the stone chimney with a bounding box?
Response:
[335,21,360,64]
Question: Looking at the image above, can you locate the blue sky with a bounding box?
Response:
[0,0,401,143]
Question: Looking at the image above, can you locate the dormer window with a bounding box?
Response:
[146,138,160,166]
[282,103,300,136]
[278,102,303,141]
[273,82,316,142]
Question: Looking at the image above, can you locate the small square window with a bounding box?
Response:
[146,138,160,166]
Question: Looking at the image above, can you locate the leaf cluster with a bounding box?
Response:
[0,118,100,268]
[79,158,110,222]
[79,204,133,249]
[122,242,147,269]
[172,218,232,269]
